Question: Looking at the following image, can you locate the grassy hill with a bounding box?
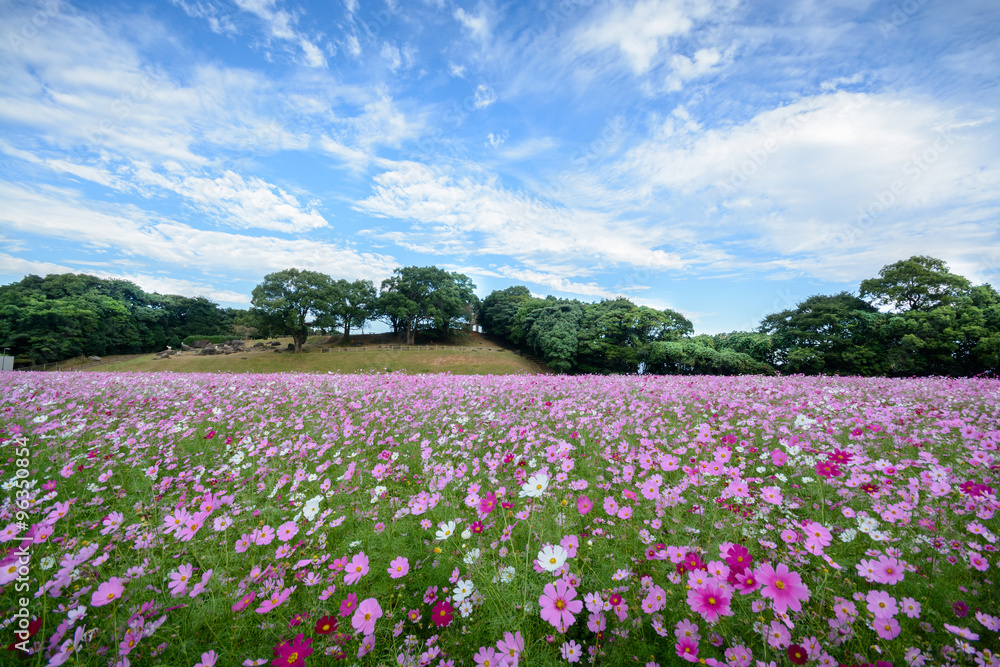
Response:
[81,333,549,375]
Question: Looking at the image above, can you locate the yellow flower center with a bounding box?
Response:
[775,581,785,590]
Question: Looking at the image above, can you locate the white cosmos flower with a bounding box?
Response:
[519,473,549,498]
[537,544,568,572]
[436,520,456,541]
[452,579,474,602]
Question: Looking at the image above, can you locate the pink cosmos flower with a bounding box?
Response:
[496,630,524,666]
[756,563,810,615]
[276,521,299,542]
[119,629,139,656]
[675,618,701,642]
[168,563,193,596]
[91,577,124,607]
[340,593,358,616]
[770,450,787,466]
[760,485,783,505]
[726,544,753,570]
[344,552,369,585]
[194,650,218,667]
[255,586,295,614]
[603,496,619,516]
[232,590,255,612]
[234,534,252,553]
[900,596,921,618]
[189,569,213,598]
[866,590,898,618]
[675,637,698,659]
[473,646,500,667]
[874,555,905,584]
[686,583,732,623]
[576,496,593,515]
[351,598,382,635]
[943,624,979,640]
[479,492,497,516]
[539,578,583,630]
[872,616,901,640]
[560,640,583,663]
[766,620,790,649]
[387,556,409,579]
[969,553,989,572]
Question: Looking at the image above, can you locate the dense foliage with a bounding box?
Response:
[0,274,241,366]
[2,372,998,667]
[478,256,999,377]
[2,255,997,376]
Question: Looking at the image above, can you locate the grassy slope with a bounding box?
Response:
[83,334,547,375]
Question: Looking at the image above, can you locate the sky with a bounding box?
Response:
[1,0,998,334]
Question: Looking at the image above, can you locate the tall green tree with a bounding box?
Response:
[250,269,336,353]
[525,302,584,373]
[760,293,879,374]
[860,256,972,312]
[480,285,532,341]
[377,267,476,344]
[336,279,377,341]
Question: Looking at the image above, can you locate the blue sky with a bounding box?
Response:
[1,0,998,334]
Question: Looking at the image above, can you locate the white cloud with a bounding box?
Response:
[664,47,722,91]
[343,0,358,15]
[169,0,239,35]
[487,131,507,149]
[448,62,467,78]
[381,42,402,71]
[355,161,690,273]
[0,182,398,284]
[454,6,490,43]
[232,0,327,67]
[574,0,718,74]
[473,84,496,109]
[616,90,1000,278]
[163,170,330,233]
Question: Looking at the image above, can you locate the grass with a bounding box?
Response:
[82,334,547,375]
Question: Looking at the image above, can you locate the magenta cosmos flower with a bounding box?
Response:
[577,496,593,515]
[351,598,383,635]
[539,578,583,630]
[91,577,124,607]
[755,562,810,615]
[431,600,454,627]
[271,633,312,667]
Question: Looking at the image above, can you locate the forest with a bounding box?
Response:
[1,256,997,376]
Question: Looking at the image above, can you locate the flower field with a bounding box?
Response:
[1,371,999,667]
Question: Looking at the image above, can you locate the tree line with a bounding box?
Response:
[478,256,999,376]
[0,273,241,365]
[1,255,996,375]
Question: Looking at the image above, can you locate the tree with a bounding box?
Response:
[480,286,532,341]
[250,269,335,353]
[336,279,377,341]
[377,267,476,345]
[525,302,584,373]
[860,256,971,312]
[760,293,879,374]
